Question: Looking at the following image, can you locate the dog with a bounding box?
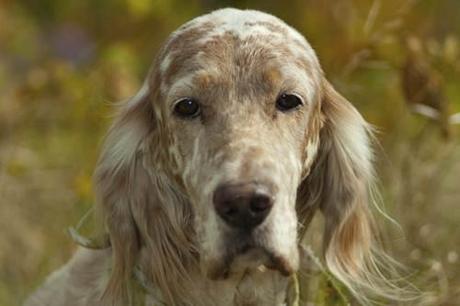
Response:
[25,8,405,306]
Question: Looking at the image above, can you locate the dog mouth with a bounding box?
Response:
[206,241,296,280]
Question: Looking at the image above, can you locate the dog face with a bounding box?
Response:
[95,8,395,305]
[153,9,323,278]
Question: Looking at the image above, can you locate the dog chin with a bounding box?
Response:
[206,246,297,281]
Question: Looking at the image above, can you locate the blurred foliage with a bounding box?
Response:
[0,0,459,305]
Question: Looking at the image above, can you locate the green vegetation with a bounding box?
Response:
[1,1,459,305]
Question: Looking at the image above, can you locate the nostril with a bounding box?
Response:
[223,204,238,216]
[249,194,272,213]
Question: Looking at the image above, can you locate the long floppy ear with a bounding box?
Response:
[93,84,155,304]
[94,82,196,305]
[298,79,407,303]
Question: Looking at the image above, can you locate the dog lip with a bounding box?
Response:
[206,246,295,280]
[207,267,230,281]
[206,258,231,280]
[265,254,295,276]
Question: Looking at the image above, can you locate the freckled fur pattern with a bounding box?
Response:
[25,8,406,306]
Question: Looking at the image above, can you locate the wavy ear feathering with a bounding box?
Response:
[92,84,153,304]
[298,78,413,304]
[93,81,196,305]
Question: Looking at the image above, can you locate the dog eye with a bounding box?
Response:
[173,98,201,118]
[276,93,303,112]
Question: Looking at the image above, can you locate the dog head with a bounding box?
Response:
[154,9,327,279]
[94,8,390,304]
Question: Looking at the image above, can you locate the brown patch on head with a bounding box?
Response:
[193,72,215,90]
[160,21,217,86]
[262,67,282,88]
[243,20,289,36]
[239,146,265,179]
[167,21,216,53]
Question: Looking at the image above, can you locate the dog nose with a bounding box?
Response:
[213,183,273,230]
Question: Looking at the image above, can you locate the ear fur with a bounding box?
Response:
[319,80,376,297]
[93,82,197,305]
[298,79,411,303]
[93,85,155,304]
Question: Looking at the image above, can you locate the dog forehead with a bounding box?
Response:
[175,8,303,42]
[159,9,317,73]
[153,8,321,101]
[193,9,294,39]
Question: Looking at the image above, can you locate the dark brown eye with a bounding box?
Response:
[173,98,201,118]
[276,93,303,112]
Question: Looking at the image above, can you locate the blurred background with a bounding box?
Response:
[0,0,459,305]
